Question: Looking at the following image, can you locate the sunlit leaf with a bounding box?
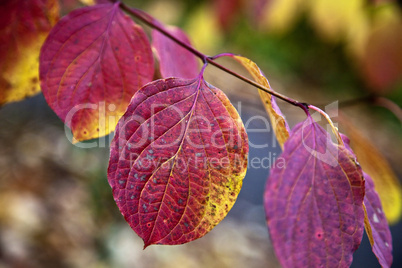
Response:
[232,55,290,149]
[258,0,305,33]
[339,114,402,224]
[264,116,365,268]
[40,3,154,141]
[81,0,95,5]
[152,25,199,79]
[185,4,222,55]
[0,0,59,105]
[307,0,366,42]
[108,77,248,247]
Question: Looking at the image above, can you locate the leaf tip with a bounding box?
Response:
[143,240,155,249]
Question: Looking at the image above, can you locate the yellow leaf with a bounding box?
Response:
[261,0,305,34]
[307,0,365,41]
[232,56,290,149]
[363,204,375,246]
[79,0,95,5]
[185,4,222,55]
[0,0,59,105]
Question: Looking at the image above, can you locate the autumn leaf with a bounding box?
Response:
[80,0,95,5]
[331,128,394,267]
[0,0,59,105]
[213,0,242,31]
[108,77,248,247]
[152,25,199,79]
[257,0,305,33]
[264,116,365,268]
[361,14,402,92]
[39,3,154,141]
[232,55,290,149]
[339,114,402,224]
[307,0,366,42]
[363,173,393,268]
[185,4,222,55]
[340,133,393,267]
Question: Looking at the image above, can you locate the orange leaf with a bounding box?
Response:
[0,0,59,105]
[39,3,154,141]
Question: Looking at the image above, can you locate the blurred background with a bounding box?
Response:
[0,0,401,267]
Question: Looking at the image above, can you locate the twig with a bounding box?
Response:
[119,2,307,110]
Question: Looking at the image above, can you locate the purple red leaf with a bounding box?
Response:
[107,77,248,247]
[341,134,393,268]
[39,3,154,141]
[364,172,393,268]
[264,116,365,268]
[339,115,402,224]
[152,26,199,79]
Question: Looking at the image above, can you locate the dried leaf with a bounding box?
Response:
[40,3,154,141]
[108,77,248,247]
[0,0,59,105]
[152,25,199,79]
[264,116,365,268]
[232,55,290,148]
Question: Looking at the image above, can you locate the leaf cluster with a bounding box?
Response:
[0,1,400,267]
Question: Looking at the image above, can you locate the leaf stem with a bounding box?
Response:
[308,104,344,145]
[119,2,307,110]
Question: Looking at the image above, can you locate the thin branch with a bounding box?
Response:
[329,95,401,123]
[374,97,402,123]
[119,2,307,110]
[119,5,207,61]
[338,95,375,108]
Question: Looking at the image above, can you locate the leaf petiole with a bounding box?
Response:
[308,104,344,146]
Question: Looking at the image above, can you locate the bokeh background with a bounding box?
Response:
[0,0,401,267]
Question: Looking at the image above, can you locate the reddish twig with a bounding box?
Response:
[119,2,308,110]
